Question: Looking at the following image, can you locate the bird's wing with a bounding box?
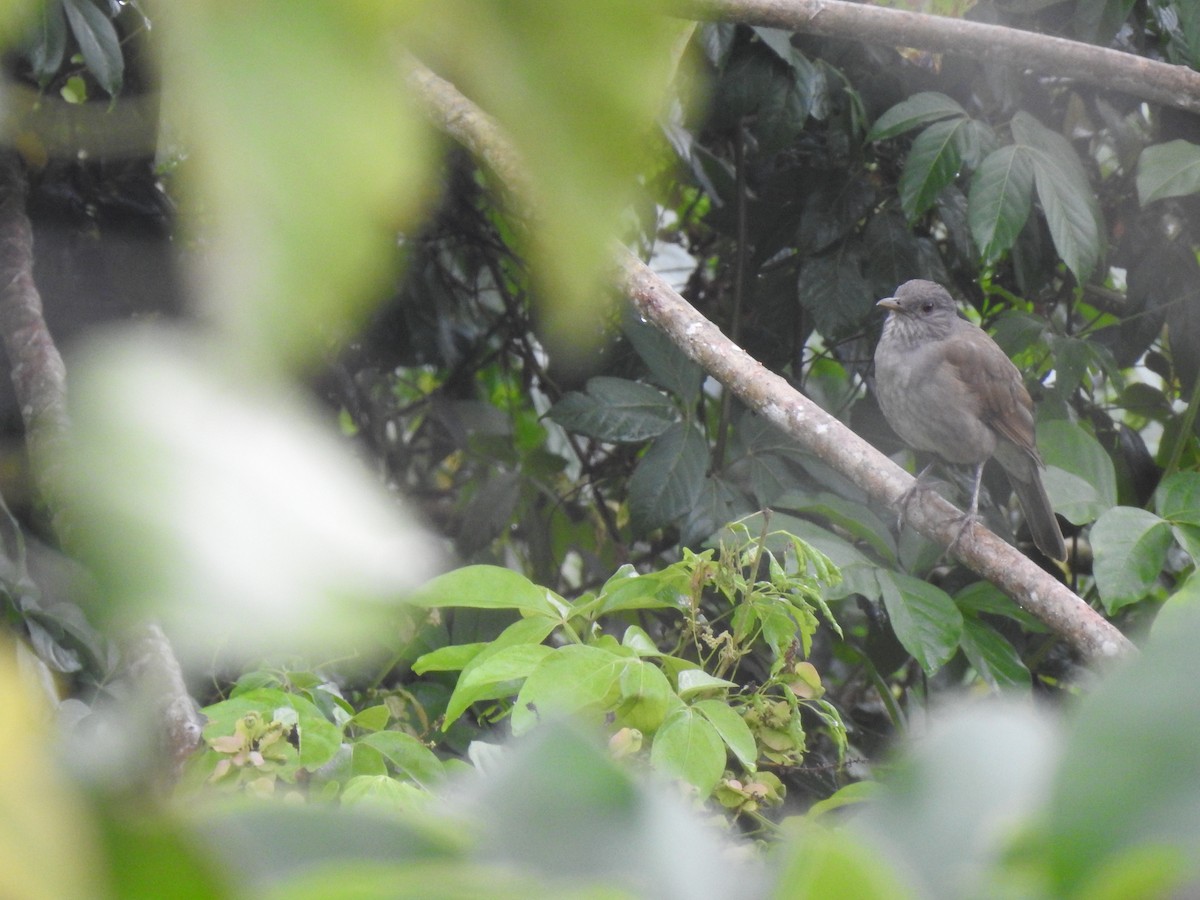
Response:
[942,325,1041,460]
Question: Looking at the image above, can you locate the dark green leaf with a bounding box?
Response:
[899,119,966,220]
[650,707,726,795]
[1091,507,1173,612]
[867,91,966,142]
[958,617,1031,690]
[797,251,874,340]
[628,423,709,533]
[622,312,702,404]
[548,376,677,442]
[968,144,1034,262]
[1074,0,1136,44]
[880,573,963,674]
[864,212,925,292]
[1010,111,1103,282]
[62,0,122,96]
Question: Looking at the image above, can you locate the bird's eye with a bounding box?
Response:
[921,301,934,312]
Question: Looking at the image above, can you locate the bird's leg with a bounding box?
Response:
[948,462,985,555]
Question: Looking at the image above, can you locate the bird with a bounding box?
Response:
[873,279,1066,561]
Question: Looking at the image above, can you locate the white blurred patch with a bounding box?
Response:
[58,326,444,666]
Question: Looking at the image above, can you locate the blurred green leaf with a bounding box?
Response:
[163,0,435,367]
[1091,507,1172,612]
[406,1,686,353]
[1043,603,1200,895]
[858,702,1059,898]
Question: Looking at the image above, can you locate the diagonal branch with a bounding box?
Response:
[675,0,1200,116]
[405,61,1133,664]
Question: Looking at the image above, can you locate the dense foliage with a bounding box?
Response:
[3,0,1200,897]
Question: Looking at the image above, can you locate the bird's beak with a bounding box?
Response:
[877,297,901,311]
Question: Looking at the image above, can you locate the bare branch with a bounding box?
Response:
[676,0,1200,116]
[406,60,1133,664]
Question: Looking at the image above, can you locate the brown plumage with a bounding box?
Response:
[873,280,1066,561]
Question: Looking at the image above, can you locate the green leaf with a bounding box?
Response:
[650,707,726,795]
[692,699,757,771]
[677,668,738,699]
[62,0,122,96]
[1010,111,1103,282]
[613,658,673,733]
[880,573,963,674]
[1037,419,1117,524]
[621,312,703,405]
[867,91,966,142]
[351,741,387,777]
[26,0,67,85]
[1137,140,1200,205]
[357,732,445,789]
[1091,507,1173,612]
[411,642,487,675]
[968,144,1034,262]
[594,568,689,615]
[339,776,431,815]
[410,565,562,617]
[548,377,677,442]
[510,645,629,735]
[797,251,875,340]
[440,616,560,726]
[1154,472,1200,526]
[349,704,390,732]
[444,643,555,727]
[958,617,1031,691]
[628,423,709,533]
[899,118,966,220]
